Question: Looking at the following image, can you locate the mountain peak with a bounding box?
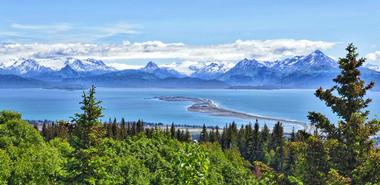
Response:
[312,49,324,55]
[142,61,159,72]
[64,58,113,72]
[235,58,265,68]
[9,58,52,75]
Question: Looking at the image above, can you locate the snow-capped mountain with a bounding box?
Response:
[190,62,230,80]
[219,50,341,86]
[140,61,186,79]
[219,58,276,85]
[271,50,337,72]
[64,58,115,73]
[6,58,53,76]
[0,57,115,78]
[0,50,379,89]
[365,63,380,72]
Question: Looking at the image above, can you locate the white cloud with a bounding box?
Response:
[366,51,380,61]
[11,23,72,33]
[0,39,335,72]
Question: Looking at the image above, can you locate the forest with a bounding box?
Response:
[0,44,379,184]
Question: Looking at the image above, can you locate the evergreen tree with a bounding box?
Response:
[111,118,118,139]
[56,120,69,140]
[176,129,181,140]
[221,125,228,149]
[170,123,176,138]
[215,126,220,143]
[120,118,126,139]
[209,128,216,142]
[228,122,239,148]
[285,128,296,175]
[303,136,329,184]
[270,122,285,172]
[247,122,260,163]
[68,85,105,183]
[199,124,209,142]
[253,121,263,161]
[71,85,104,149]
[42,123,47,140]
[239,124,250,158]
[308,43,380,177]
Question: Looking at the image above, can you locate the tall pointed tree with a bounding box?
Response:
[308,43,380,177]
[199,124,209,142]
[70,85,104,149]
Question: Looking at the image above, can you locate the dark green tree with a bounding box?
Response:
[199,124,209,142]
[71,85,104,149]
[270,122,285,172]
[308,43,380,177]
[170,123,176,138]
[302,136,329,184]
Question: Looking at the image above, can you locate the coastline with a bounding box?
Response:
[154,96,311,131]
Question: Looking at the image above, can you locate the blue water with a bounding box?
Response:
[0,88,379,131]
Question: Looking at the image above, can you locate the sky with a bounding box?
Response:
[0,0,379,72]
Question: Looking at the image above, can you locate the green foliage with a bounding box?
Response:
[0,149,11,184]
[0,110,22,124]
[174,143,209,185]
[0,114,65,184]
[302,136,329,185]
[202,143,257,185]
[352,149,380,184]
[326,169,351,185]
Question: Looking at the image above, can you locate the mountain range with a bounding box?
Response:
[1,50,380,90]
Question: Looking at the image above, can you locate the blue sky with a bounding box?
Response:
[0,0,379,70]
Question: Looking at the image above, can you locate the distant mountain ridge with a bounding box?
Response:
[190,63,229,80]
[0,50,380,90]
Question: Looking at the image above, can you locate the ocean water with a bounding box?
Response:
[0,88,379,131]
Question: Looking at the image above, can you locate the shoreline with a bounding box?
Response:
[154,96,311,131]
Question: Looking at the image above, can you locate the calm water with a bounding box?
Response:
[0,88,379,131]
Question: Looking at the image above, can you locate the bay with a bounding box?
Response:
[0,88,379,131]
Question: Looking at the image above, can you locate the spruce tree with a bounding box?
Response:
[308,43,380,176]
[303,136,329,184]
[209,128,216,142]
[270,122,285,172]
[170,123,176,138]
[70,85,104,149]
[199,124,209,142]
[215,126,220,142]
[285,127,296,175]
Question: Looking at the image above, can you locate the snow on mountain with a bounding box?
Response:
[64,58,115,73]
[190,62,231,80]
[7,58,53,75]
[140,61,186,79]
[365,63,380,72]
[219,50,339,86]
[298,50,337,67]
[233,58,267,69]
[271,50,337,72]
